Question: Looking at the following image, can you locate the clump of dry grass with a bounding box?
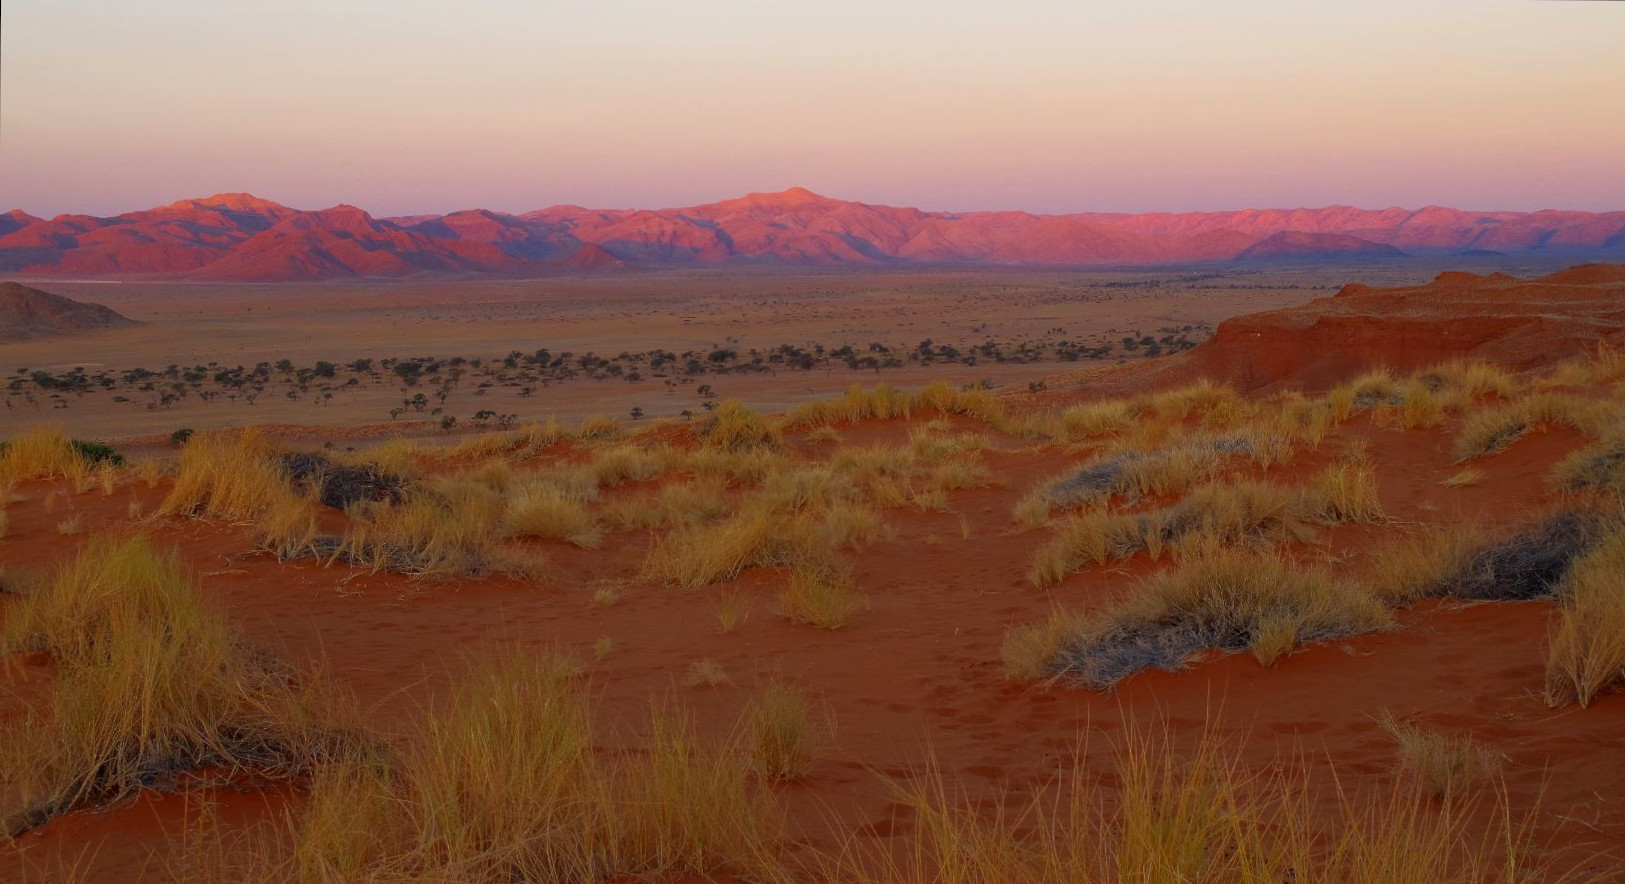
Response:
[784,384,914,427]
[255,491,320,560]
[1424,360,1520,401]
[1058,400,1137,441]
[743,681,821,782]
[588,444,669,487]
[444,419,568,460]
[503,482,602,548]
[804,426,844,444]
[0,536,363,836]
[577,415,626,441]
[778,570,865,630]
[1010,548,1389,687]
[1544,528,1625,707]
[1544,341,1625,388]
[1362,523,1489,604]
[1028,465,1383,587]
[268,649,781,882]
[1305,457,1387,522]
[685,659,730,687]
[913,380,1004,423]
[158,429,296,522]
[641,503,841,589]
[702,399,780,451]
[1423,510,1604,602]
[641,507,779,589]
[810,725,1542,884]
[1020,432,1278,521]
[601,478,730,531]
[714,589,752,634]
[1454,393,1610,461]
[0,427,93,483]
[1380,714,1502,800]
[1149,378,1244,423]
[1550,423,1625,495]
[1442,468,1485,488]
[336,479,544,579]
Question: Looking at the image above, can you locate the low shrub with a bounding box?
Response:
[1011,548,1389,688]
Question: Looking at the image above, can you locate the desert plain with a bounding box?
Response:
[4,258,1625,883]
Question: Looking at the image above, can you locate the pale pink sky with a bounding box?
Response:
[2,0,1622,217]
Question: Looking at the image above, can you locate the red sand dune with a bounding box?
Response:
[3,189,1622,281]
[1114,264,1625,392]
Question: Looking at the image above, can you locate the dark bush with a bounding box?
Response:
[69,440,124,467]
[1440,511,1603,601]
[278,452,409,511]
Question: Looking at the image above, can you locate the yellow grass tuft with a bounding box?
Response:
[743,681,821,782]
[684,659,730,687]
[1454,392,1610,461]
[589,443,669,487]
[778,570,866,629]
[812,725,1542,884]
[1149,378,1243,423]
[272,649,781,881]
[1544,529,1625,707]
[1028,467,1382,587]
[1362,523,1489,604]
[784,383,913,427]
[642,502,841,589]
[503,482,602,548]
[702,399,780,451]
[913,380,1004,423]
[158,429,295,522]
[1381,714,1502,800]
[1011,548,1389,685]
[1305,458,1387,522]
[714,589,752,634]
[1059,400,1135,441]
[1550,423,1625,495]
[1442,467,1484,488]
[601,478,730,531]
[0,536,362,835]
[577,414,626,441]
[337,478,540,579]
[0,426,92,483]
[444,419,567,460]
[255,491,320,560]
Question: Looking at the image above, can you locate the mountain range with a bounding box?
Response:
[3,188,1622,282]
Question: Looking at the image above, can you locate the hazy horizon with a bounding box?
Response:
[3,0,1623,218]
[8,186,1625,223]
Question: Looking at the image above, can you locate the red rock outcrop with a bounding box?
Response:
[1143,265,1625,392]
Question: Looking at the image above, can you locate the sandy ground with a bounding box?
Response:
[4,409,1625,882]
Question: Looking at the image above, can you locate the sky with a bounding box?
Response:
[1,0,1622,217]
